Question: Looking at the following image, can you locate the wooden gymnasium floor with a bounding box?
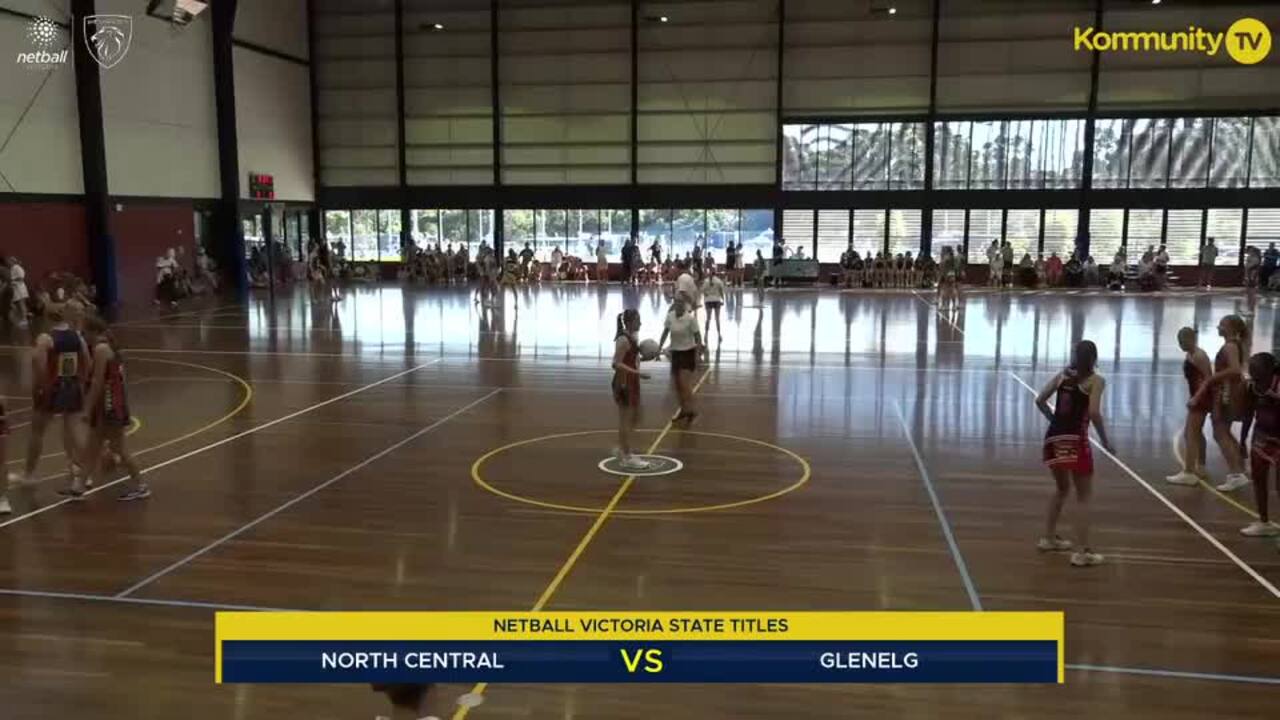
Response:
[0,283,1278,719]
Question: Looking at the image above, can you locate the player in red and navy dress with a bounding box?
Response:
[66,317,147,501]
[20,306,89,486]
[611,308,650,471]
[1166,326,1213,486]
[1035,340,1114,567]
[1238,352,1280,541]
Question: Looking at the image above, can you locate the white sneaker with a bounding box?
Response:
[1070,551,1104,567]
[1165,471,1200,486]
[1036,536,1073,552]
[1215,474,1251,492]
[0,496,10,515]
[1240,521,1280,537]
[620,456,651,471]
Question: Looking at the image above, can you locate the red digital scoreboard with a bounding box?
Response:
[248,173,275,200]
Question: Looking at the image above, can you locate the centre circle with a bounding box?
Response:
[472,429,811,515]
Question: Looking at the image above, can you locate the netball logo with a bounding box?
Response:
[83,14,132,69]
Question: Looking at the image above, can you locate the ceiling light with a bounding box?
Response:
[659,15,669,22]
[888,7,897,14]
[1151,0,1161,4]
[431,22,444,30]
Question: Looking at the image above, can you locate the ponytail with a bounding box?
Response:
[1071,340,1098,379]
[616,308,639,341]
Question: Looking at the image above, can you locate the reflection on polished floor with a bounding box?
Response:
[0,283,1278,720]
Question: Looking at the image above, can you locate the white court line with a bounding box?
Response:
[1066,663,1280,686]
[1008,370,1280,601]
[0,358,443,531]
[115,389,501,598]
[891,400,983,611]
[0,588,288,612]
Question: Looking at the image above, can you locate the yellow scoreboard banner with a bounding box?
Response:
[216,611,1064,685]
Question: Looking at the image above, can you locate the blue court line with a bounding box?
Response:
[891,400,983,611]
[1066,663,1280,686]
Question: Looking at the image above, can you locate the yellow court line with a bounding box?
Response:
[4,358,253,479]
[452,366,713,720]
[1171,431,1260,520]
[472,429,810,515]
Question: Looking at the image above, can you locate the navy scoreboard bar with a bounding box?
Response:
[216,612,1063,685]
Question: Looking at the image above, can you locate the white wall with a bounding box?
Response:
[234,47,314,201]
[99,1,220,197]
[234,0,309,60]
[0,5,82,193]
[235,0,315,201]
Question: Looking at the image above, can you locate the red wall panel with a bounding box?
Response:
[109,202,196,307]
[0,202,88,283]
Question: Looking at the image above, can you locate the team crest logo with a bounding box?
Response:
[83,14,131,69]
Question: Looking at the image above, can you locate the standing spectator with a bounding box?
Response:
[985,240,1000,287]
[1199,237,1218,288]
[7,256,29,326]
[1001,240,1014,287]
[154,249,178,307]
[1262,242,1280,289]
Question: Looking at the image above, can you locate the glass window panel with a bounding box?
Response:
[1247,208,1280,244]
[1005,120,1037,189]
[818,124,853,190]
[671,209,704,262]
[966,209,1002,264]
[1250,117,1280,187]
[889,122,926,191]
[639,209,672,257]
[930,209,965,257]
[324,210,351,259]
[1125,209,1162,256]
[377,209,401,261]
[1043,209,1079,261]
[1005,209,1039,259]
[706,210,740,263]
[439,209,467,256]
[782,209,815,258]
[1211,118,1251,189]
[934,121,970,190]
[1092,118,1130,189]
[350,209,378,261]
[739,209,775,264]
[467,210,494,251]
[1206,208,1243,266]
[537,210,568,260]
[1165,209,1203,265]
[411,209,438,248]
[1129,118,1171,189]
[783,124,819,190]
[504,210,535,255]
[600,210,630,262]
[888,209,922,257]
[1169,118,1210,189]
[969,121,1007,190]
[852,123,889,190]
[1042,119,1085,190]
[1089,209,1123,264]
[852,209,885,257]
[816,209,850,263]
